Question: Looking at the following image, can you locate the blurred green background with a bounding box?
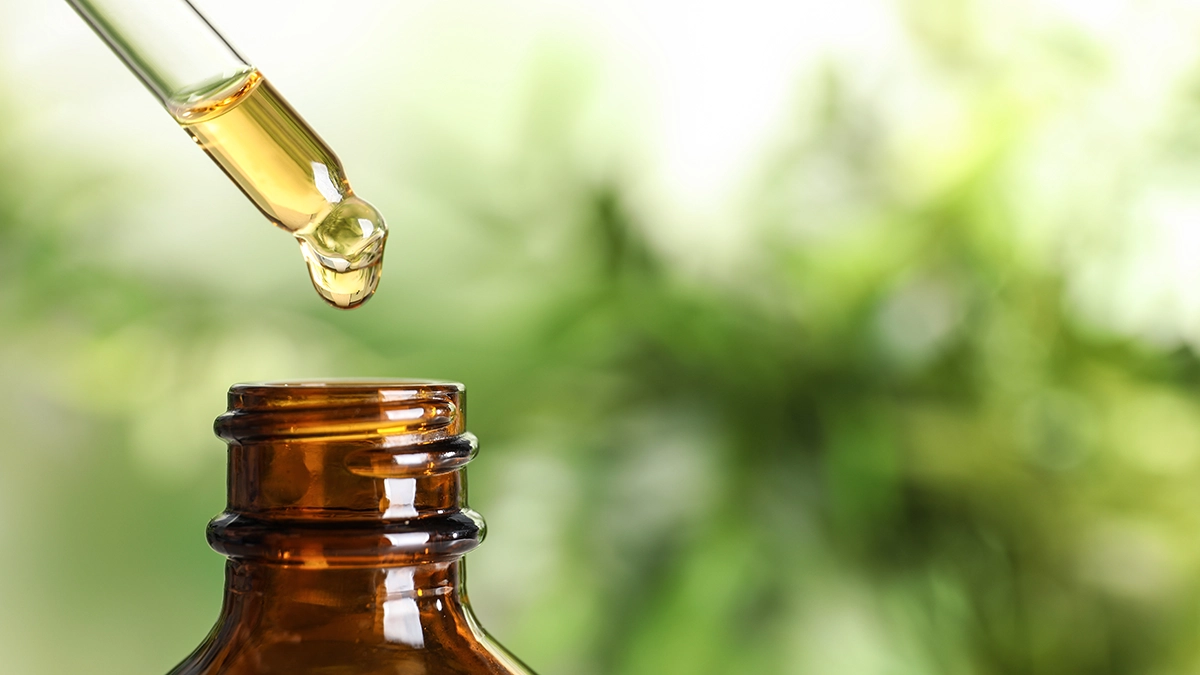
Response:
[4,0,1200,673]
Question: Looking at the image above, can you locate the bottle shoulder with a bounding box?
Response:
[170,636,534,675]
[168,602,534,675]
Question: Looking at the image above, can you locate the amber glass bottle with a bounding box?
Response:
[170,380,534,674]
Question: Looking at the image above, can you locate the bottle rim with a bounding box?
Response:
[215,379,465,444]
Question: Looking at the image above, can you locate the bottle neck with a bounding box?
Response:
[205,381,483,642]
[208,434,482,567]
[213,560,472,648]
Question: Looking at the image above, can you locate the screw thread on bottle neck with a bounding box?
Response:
[208,381,483,568]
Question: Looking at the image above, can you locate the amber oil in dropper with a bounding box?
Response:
[170,69,387,309]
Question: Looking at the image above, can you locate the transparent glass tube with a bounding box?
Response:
[66,0,252,112]
[66,0,390,310]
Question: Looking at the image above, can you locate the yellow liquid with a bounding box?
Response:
[173,70,387,309]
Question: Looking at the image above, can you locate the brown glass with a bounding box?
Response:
[169,380,535,674]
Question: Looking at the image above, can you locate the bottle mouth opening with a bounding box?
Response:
[216,379,465,444]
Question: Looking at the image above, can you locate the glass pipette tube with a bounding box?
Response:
[66,0,389,309]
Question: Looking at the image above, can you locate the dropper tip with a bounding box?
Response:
[295,197,388,309]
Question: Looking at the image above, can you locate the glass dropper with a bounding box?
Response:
[65,0,389,309]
